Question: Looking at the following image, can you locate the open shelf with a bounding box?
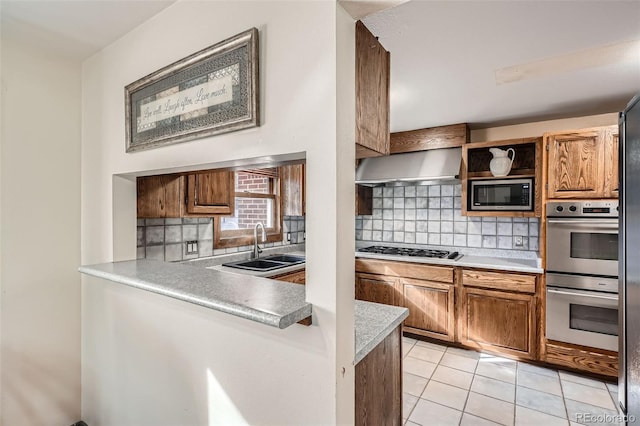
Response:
[461,137,543,217]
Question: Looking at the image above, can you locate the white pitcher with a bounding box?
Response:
[489,147,515,177]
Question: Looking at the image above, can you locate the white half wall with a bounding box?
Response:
[81,1,355,424]
[0,32,81,425]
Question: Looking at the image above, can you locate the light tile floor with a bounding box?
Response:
[402,337,621,426]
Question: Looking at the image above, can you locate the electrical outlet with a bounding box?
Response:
[185,240,198,254]
[514,236,523,247]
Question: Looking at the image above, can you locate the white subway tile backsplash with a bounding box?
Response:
[355,183,539,253]
[441,184,454,196]
[468,234,482,247]
[497,236,513,249]
[482,235,497,248]
[513,223,528,236]
[454,235,467,247]
[481,222,497,235]
[497,222,513,236]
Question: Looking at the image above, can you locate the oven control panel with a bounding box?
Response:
[546,200,619,218]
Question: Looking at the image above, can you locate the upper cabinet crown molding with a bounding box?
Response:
[355,20,390,159]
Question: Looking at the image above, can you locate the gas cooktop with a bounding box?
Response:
[358,245,462,260]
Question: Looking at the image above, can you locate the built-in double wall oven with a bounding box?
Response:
[546,200,619,351]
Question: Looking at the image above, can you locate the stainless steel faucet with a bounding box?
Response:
[253,222,266,259]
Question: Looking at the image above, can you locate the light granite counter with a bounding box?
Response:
[78,259,311,329]
[354,300,409,364]
[355,252,542,274]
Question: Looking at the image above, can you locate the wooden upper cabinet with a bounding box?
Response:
[137,174,183,218]
[546,125,618,199]
[281,164,305,216]
[355,21,390,159]
[186,171,235,215]
[137,170,235,218]
[604,128,619,198]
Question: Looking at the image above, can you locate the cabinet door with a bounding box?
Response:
[281,164,305,216]
[547,130,604,199]
[137,174,183,218]
[186,171,234,215]
[355,185,373,215]
[272,269,305,285]
[355,21,390,159]
[459,287,537,360]
[355,273,399,306]
[604,128,619,198]
[402,278,455,342]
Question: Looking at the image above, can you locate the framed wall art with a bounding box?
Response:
[125,28,259,152]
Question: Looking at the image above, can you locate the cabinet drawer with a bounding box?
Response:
[355,258,453,283]
[462,269,536,294]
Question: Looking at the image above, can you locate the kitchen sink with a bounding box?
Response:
[222,254,305,272]
[262,254,305,264]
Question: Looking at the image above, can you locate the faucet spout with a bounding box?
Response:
[253,222,266,259]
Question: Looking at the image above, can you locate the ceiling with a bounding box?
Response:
[0,0,176,61]
[2,1,639,130]
[363,1,640,131]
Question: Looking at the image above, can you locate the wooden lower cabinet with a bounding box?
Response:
[355,325,402,425]
[459,286,537,360]
[402,278,455,342]
[356,273,400,306]
[271,269,305,285]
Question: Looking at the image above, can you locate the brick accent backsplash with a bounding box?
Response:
[355,183,539,252]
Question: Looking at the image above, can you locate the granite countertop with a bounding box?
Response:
[78,259,311,329]
[354,300,408,364]
[355,251,542,274]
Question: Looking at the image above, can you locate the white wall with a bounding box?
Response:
[0,33,81,425]
[470,112,617,142]
[81,1,355,425]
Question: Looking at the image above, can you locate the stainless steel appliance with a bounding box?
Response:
[546,200,619,352]
[469,178,533,211]
[357,245,462,260]
[619,93,640,418]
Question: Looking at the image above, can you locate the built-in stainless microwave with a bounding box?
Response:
[469,178,533,211]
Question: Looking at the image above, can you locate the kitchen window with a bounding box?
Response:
[214,169,282,248]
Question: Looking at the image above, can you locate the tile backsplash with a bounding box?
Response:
[137,216,305,262]
[355,183,539,252]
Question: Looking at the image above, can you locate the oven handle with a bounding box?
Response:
[546,219,619,228]
[547,288,618,301]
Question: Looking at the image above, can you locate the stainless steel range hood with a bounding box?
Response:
[355,147,462,185]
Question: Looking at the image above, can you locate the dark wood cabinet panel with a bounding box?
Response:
[403,278,455,342]
[281,164,305,216]
[186,171,234,215]
[355,20,390,159]
[355,185,373,215]
[459,287,536,360]
[137,174,183,218]
[355,326,402,426]
[355,273,400,306]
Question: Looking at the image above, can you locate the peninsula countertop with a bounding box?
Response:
[79,259,311,329]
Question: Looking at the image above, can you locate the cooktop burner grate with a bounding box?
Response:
[358,245,460,259]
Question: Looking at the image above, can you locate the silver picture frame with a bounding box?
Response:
[125,28,259,153]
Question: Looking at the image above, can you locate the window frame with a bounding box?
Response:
[214,170,283,249]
